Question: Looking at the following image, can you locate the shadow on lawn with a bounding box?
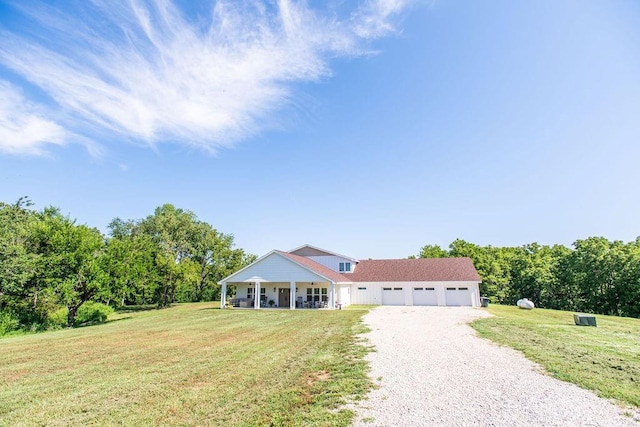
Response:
[75,316,132,328]
[115,305,158,313]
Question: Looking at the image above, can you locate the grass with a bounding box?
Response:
[470,305,640,408]
[0,303,373,426]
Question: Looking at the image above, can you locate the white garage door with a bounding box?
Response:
[382,287,405,305]
[445,287,472,306]
[412,287,437,306]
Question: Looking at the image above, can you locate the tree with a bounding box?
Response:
[418,244,449,259]
[448,239,513,302]
[100,233,160,306]
[189,222,252,301]
[508,243,570,308]
[0,198,44,328]
[116,204,256,306]
[32,208,106,326]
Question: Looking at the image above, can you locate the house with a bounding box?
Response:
[218,244,482,309]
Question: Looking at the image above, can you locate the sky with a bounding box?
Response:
[1,0,639,260]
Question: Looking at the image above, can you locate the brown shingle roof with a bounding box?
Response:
[347,258,480,282]
[276,251,351,283]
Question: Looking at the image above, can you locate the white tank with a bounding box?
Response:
[517,298,535,310]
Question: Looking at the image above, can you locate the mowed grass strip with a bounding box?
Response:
[470,305,640,407]
[0,303,372,426]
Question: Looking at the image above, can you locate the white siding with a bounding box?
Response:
[350,283,381,305]
[227,252,330,283]
[337,285,351,307]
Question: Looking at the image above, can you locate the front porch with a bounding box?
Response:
[224,281,335,310]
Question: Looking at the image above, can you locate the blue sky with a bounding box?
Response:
[1,0,639,260]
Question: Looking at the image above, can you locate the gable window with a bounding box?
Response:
[339,262,344,272]
[339,262,352,272]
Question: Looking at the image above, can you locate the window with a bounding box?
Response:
[357,287,367,290]
[247,287,266,299]
[394,288,402,291]
[414,287,423,291]
[459,287,468,290]
[382,287,392,291]
[426,287,435,291]
[339,262,345,272]
[446,287,456,291]
[345,262,351,272]
[307,287,328,302]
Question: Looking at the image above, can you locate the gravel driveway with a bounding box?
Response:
[350,306,638,426]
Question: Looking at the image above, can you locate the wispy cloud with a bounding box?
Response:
[0,81,67,155]
[0,0,414,155]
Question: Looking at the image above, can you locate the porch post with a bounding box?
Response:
[290,281,296,310]
[254,281,260,309]
[329,282,335,309]
[220,281,227,308]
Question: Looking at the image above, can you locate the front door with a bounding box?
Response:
[278,288,290,308]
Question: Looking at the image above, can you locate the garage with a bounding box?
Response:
[445,287,472,306]
[382,287,405,305]
[412,287,437,306]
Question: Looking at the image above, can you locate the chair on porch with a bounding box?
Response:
[296,296,304,308]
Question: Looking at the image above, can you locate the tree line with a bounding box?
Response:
[0,198,255,334]
[416,238,640,318]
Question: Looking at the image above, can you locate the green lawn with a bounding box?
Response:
[471,305,640,408]
[0,303,372,426]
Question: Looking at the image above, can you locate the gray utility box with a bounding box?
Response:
[574,314,597,327]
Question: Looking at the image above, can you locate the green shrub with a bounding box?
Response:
[0,311,20,336]
[48,307,69,328]
[75,302,114,326]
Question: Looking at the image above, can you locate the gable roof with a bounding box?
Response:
[220,246,480,285]
[288,244,359,263]
[276,251,351,283]
[347,258,481,282]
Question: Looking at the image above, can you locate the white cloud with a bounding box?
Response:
[0,0,414,154]
[353,0,412,39]
[0,81,67,155]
